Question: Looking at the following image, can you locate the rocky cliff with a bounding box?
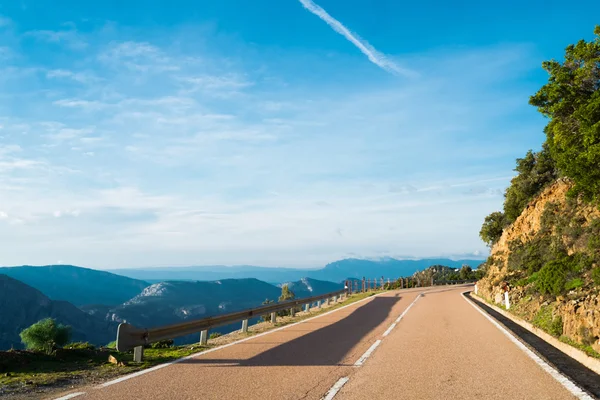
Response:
[477,179,600,352]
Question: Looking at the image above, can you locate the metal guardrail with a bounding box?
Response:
[116,288,348,360]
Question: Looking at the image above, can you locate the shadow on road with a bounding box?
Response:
[180,295,401,367]
[464,292,600,399]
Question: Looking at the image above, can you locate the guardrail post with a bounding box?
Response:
[504,292,510,310]
[270,312,277,323]
[318,300,322,309]
[200,329,208,345]
[326,297,331,305]
[241,319,249,333]
[291,307,296,317]
[133,346,143,363]
[475,285,478,295]
[305,303,310,312]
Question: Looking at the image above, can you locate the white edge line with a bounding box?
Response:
[53,392,86,400]
[322,376,350,400]
[462,291,594,400]
[94,292,388,390]
[354,339,382,366]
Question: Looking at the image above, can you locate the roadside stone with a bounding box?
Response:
[494,293,503,304]
[108,354,127,367]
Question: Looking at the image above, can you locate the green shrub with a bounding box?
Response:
[527,272,539,283]
[150,339,174,348]
[564,278,584,291]
[66,342,95,350]
[514,278,528,287]
[507,237,552,274]
[209,333,222,339]
[20,318,71,354]
[533,306,563,337]
[587,220,600,252]
[537,260,568,296]
[539,202,560,234]
[592,268,600,286]
[106,341,117,349]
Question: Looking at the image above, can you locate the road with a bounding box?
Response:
[57,286,586,400]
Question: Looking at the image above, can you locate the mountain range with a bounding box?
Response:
[0,265,148,306]
[109,257,483,284]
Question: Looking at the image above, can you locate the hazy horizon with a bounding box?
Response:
[1,254,486,270]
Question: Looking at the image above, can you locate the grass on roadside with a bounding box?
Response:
[559,336,600,359]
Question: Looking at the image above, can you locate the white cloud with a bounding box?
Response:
[53,99,105,110]
[46,69,99,84]
[25,29,88,50]
[45,128,93,141]
[99,41,180,72]
[298,0,416,77]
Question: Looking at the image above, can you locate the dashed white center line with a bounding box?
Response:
[354,339,382,366]
[382,322,397,337]
[322,377,350,400]
[383,292,422,337]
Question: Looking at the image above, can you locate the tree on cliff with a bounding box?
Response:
[530,25,600,202]
[479,211,505,246]
[503,144,557,223]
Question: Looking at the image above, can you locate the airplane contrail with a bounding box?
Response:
[298,0,414,77]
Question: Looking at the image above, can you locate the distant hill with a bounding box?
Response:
[311,258,482,282]
[0,274,118,350]
[110,258,484,284]
[0,265,149,306]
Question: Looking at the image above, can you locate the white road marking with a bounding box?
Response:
[463,291,594,400]
[383,292,423,337]
[95,291,389,389]
[382,322,397,337]
[322,377,350,400]
[354,339,382,366]
[53,392,86,400]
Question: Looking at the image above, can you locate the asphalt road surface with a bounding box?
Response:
[57,286,589,400]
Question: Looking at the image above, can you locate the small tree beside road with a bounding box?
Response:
[20,318,71,354]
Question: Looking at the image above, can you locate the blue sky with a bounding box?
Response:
[0,1,598,269]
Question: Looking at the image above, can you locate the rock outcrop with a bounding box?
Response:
[477,179,600,352]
